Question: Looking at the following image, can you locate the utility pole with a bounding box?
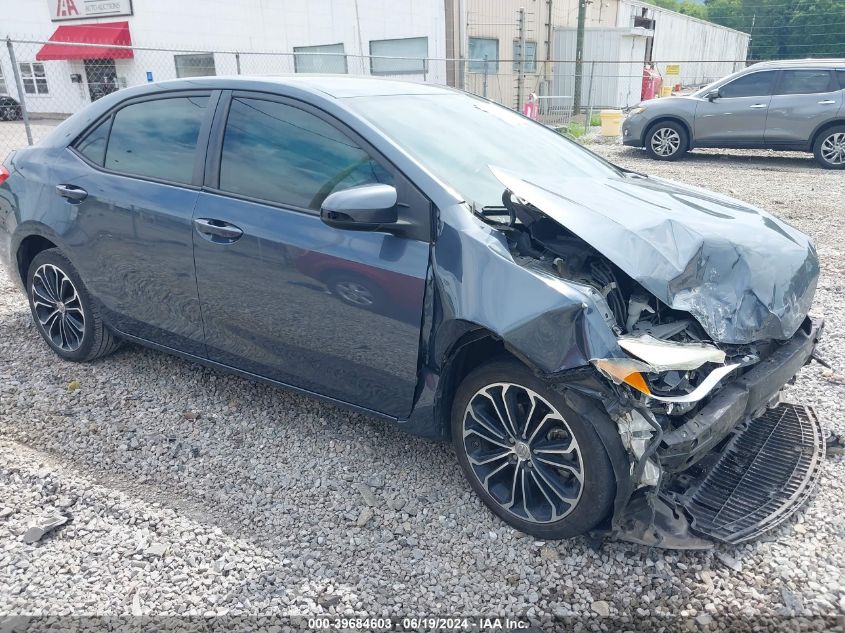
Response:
[747,13,756,61]
[517,7,527,111]
[573,0,587,114]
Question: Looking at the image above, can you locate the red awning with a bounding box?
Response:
[36,21,133,61]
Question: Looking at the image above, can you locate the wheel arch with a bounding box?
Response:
[644,116,693,149]
[809,118,845,151]
[15,233,59,287]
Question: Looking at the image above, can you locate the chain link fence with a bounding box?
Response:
[0,35,747,160]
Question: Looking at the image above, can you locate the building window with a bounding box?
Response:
[468,38,498,73]
[369,37,428,75]
[512,41,537,73]
[20,62,48,95]
[174,54,216,78]
[294,43,347,74]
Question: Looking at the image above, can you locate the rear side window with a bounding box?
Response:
[105,96,208,184]
[837,70,845,90]
[218,97,392,210]
[75,117,110,166]
[776,70,834,95]
[720,71,776,98]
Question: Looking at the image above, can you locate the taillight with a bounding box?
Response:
[0,165,9,186]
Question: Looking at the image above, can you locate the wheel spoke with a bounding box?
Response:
[30,263,86,353]
[468,446,511,467]
[463,382,584,525]
[533,462,580,503]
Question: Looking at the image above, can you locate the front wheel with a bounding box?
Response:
[813,126,845,170]
[451,359,615,539]
[645,121,688,161]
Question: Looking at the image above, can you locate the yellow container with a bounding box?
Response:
[661,86,673,97]
[600,109,623,137]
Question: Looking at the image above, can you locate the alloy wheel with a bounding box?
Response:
[820,132,845,166]
[462,382,584,524]
[31,263,86,352]
[334,280,375,306]
[650,127,681,157]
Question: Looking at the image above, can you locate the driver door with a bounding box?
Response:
[694,70,777,146]
[191,92,431,418]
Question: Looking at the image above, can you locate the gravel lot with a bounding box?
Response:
[1,144,844,629]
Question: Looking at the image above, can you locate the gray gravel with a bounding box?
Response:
[1,144,844,627]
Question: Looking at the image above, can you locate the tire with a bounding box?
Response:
[26,248,121,362]
[326,272,385,310]
[644,120,688,161]
[813,125,845,170]
[451,359,615,539]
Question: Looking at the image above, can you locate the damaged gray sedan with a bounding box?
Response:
[0,77,824,548]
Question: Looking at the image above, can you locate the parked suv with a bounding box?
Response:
[0,77,826,547]
[623,59,845,168]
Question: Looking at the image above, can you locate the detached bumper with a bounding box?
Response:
[659,317,822,472]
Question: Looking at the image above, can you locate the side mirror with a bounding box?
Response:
[320,184,399,232]
[704,89,720,102]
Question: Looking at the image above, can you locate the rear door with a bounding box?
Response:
[766,69,843,147]
[694,70,777,146]
[191,92,431,417]
[62,91,216,354]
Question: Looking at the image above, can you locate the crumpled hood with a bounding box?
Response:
[492,167,819,344]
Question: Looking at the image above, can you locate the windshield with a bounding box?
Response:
[346,93,622,208]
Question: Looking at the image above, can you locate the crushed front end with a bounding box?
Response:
[484,167,826,547]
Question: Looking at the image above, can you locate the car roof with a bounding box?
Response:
[748,59,845,70]
[141,75,458,99]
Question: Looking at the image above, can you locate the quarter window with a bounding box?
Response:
[468,38,498,74]
[174,54,216,78]
[776,70,834,95]
[75,118,111,166]
[369,37,428,75]
[218,97,392,210]
[105,96,209,184]
[294,43,347,74]
[719,71,775,98]
[20,62,48,95]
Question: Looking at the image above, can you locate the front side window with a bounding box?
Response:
[513,41,537,73]
[20,62,48,95]
[468,38,498,74]
[105,96,208,184]
[174,54,216,78]
[776,70,834,95]
[719,71,775,98]
[294,43,347,74]
[218,98,392,211]
[369,37,427,75]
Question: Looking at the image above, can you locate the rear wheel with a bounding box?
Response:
[645,121,688,161]
[451,359,615,539]
[813,125,845,170]
[26,249,120,362]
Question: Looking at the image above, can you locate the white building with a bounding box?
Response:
[0,0,748,117]
[0,0,446,115]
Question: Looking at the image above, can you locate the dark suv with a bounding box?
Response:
[623,59,845,168]
[0,77,826,547]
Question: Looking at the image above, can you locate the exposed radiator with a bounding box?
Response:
[681,403,825,544]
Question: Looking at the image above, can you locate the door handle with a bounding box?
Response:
[55,184,88,202]
[193,218,243,241]
[818,100,836,105]
[749,104,767,109]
